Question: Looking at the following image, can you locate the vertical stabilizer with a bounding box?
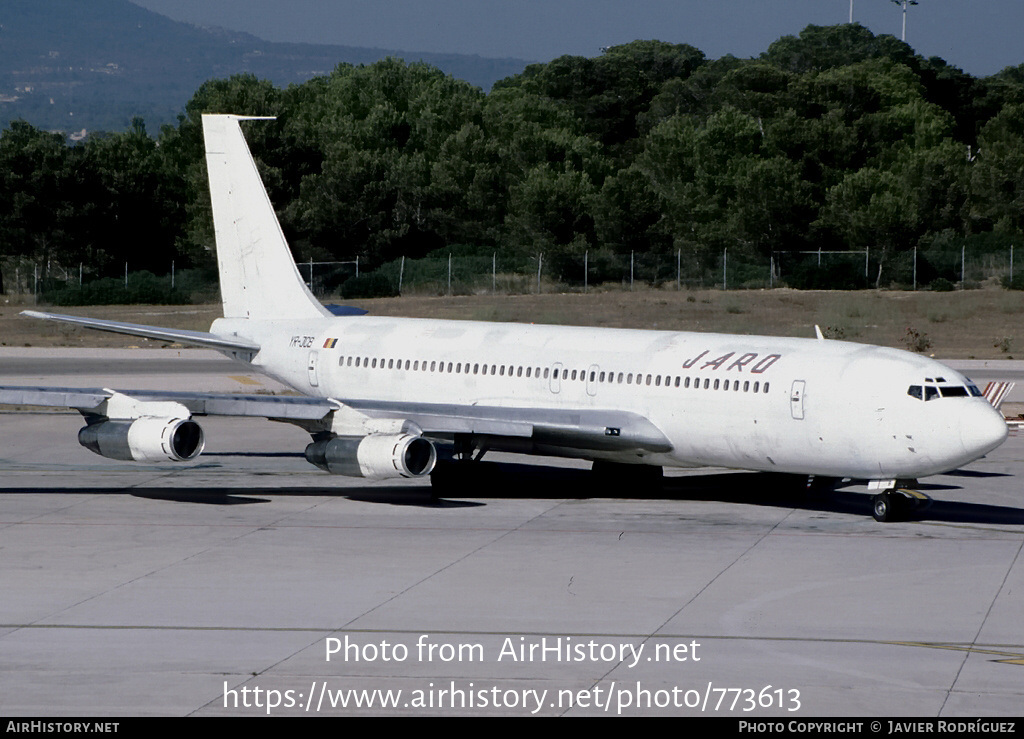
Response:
[202,114,330,320]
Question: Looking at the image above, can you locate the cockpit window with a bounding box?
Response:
[910,382,974,400]
[967,384,983,397]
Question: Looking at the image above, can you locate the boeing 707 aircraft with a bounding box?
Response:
[0,115,1009,522]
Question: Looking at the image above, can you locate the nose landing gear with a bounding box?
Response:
[871,488,928,522]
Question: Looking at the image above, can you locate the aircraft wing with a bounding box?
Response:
[332,397,673,453]
[20,311,260,353]
[0,386,336,421]
[0,385,671,454]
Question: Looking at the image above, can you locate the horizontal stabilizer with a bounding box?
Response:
[21,311,261,353]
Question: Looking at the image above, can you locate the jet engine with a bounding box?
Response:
[78,417,206,463]
[304,434,437,479]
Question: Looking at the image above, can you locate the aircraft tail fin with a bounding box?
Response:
[202,114,330,321]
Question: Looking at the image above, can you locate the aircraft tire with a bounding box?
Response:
[872,491,896,522]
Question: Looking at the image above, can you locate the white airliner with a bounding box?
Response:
[0,115,1008,522]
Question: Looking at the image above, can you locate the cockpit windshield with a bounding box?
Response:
[907,380,982,401]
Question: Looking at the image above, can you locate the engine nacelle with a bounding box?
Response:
[79,417,205,462]
[305,434,437,479]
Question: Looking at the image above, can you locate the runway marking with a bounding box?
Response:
[888,640,1024,666]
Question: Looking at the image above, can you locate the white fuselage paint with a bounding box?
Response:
[212,315,1009,481]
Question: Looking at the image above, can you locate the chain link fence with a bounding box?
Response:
[3,244,1020,304]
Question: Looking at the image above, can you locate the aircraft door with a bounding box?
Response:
[586,364,600,397]
[790,379,805,420]
[549,362,563,394]
[308,351,320,388]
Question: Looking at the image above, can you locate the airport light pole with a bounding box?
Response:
[890,0,918,42]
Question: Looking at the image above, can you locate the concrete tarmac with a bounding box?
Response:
[1,349,1023,716]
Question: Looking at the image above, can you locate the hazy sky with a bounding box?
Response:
[128,0,1023,77]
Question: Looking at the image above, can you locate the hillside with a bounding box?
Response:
[0,0,531,133]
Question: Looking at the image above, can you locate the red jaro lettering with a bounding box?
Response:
[701,353,734,371]
[682,350,782,373]
[751,354,781,374]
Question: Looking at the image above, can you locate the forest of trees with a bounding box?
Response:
[2,24,1023,297]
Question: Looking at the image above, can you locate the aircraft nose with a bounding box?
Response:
[959,401,1009,459]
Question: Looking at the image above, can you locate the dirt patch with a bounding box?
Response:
[2,286,1022,359]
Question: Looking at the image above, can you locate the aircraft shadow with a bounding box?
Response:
[428,462,1024,526]
[1,463,1020,522]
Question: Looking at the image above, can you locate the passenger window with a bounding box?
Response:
[703,379,709,389]
[714,379,720,390]
[743,381,749,391]
[723,380,729,391]
[684,377,690,388]
[763,382,770,393]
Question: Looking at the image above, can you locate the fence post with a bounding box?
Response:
[537,253,543,294]
[398,255,405,294]
[913,246,916,291]
[584,250,588,293]
[1011,244,1014,283]
[630,251,634,290]
[125,262,128,289]
[961,244,965,287]
[676,249,681,290]
[723,247,727,290]
[492,252,496,293]
[447,253,452,295]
